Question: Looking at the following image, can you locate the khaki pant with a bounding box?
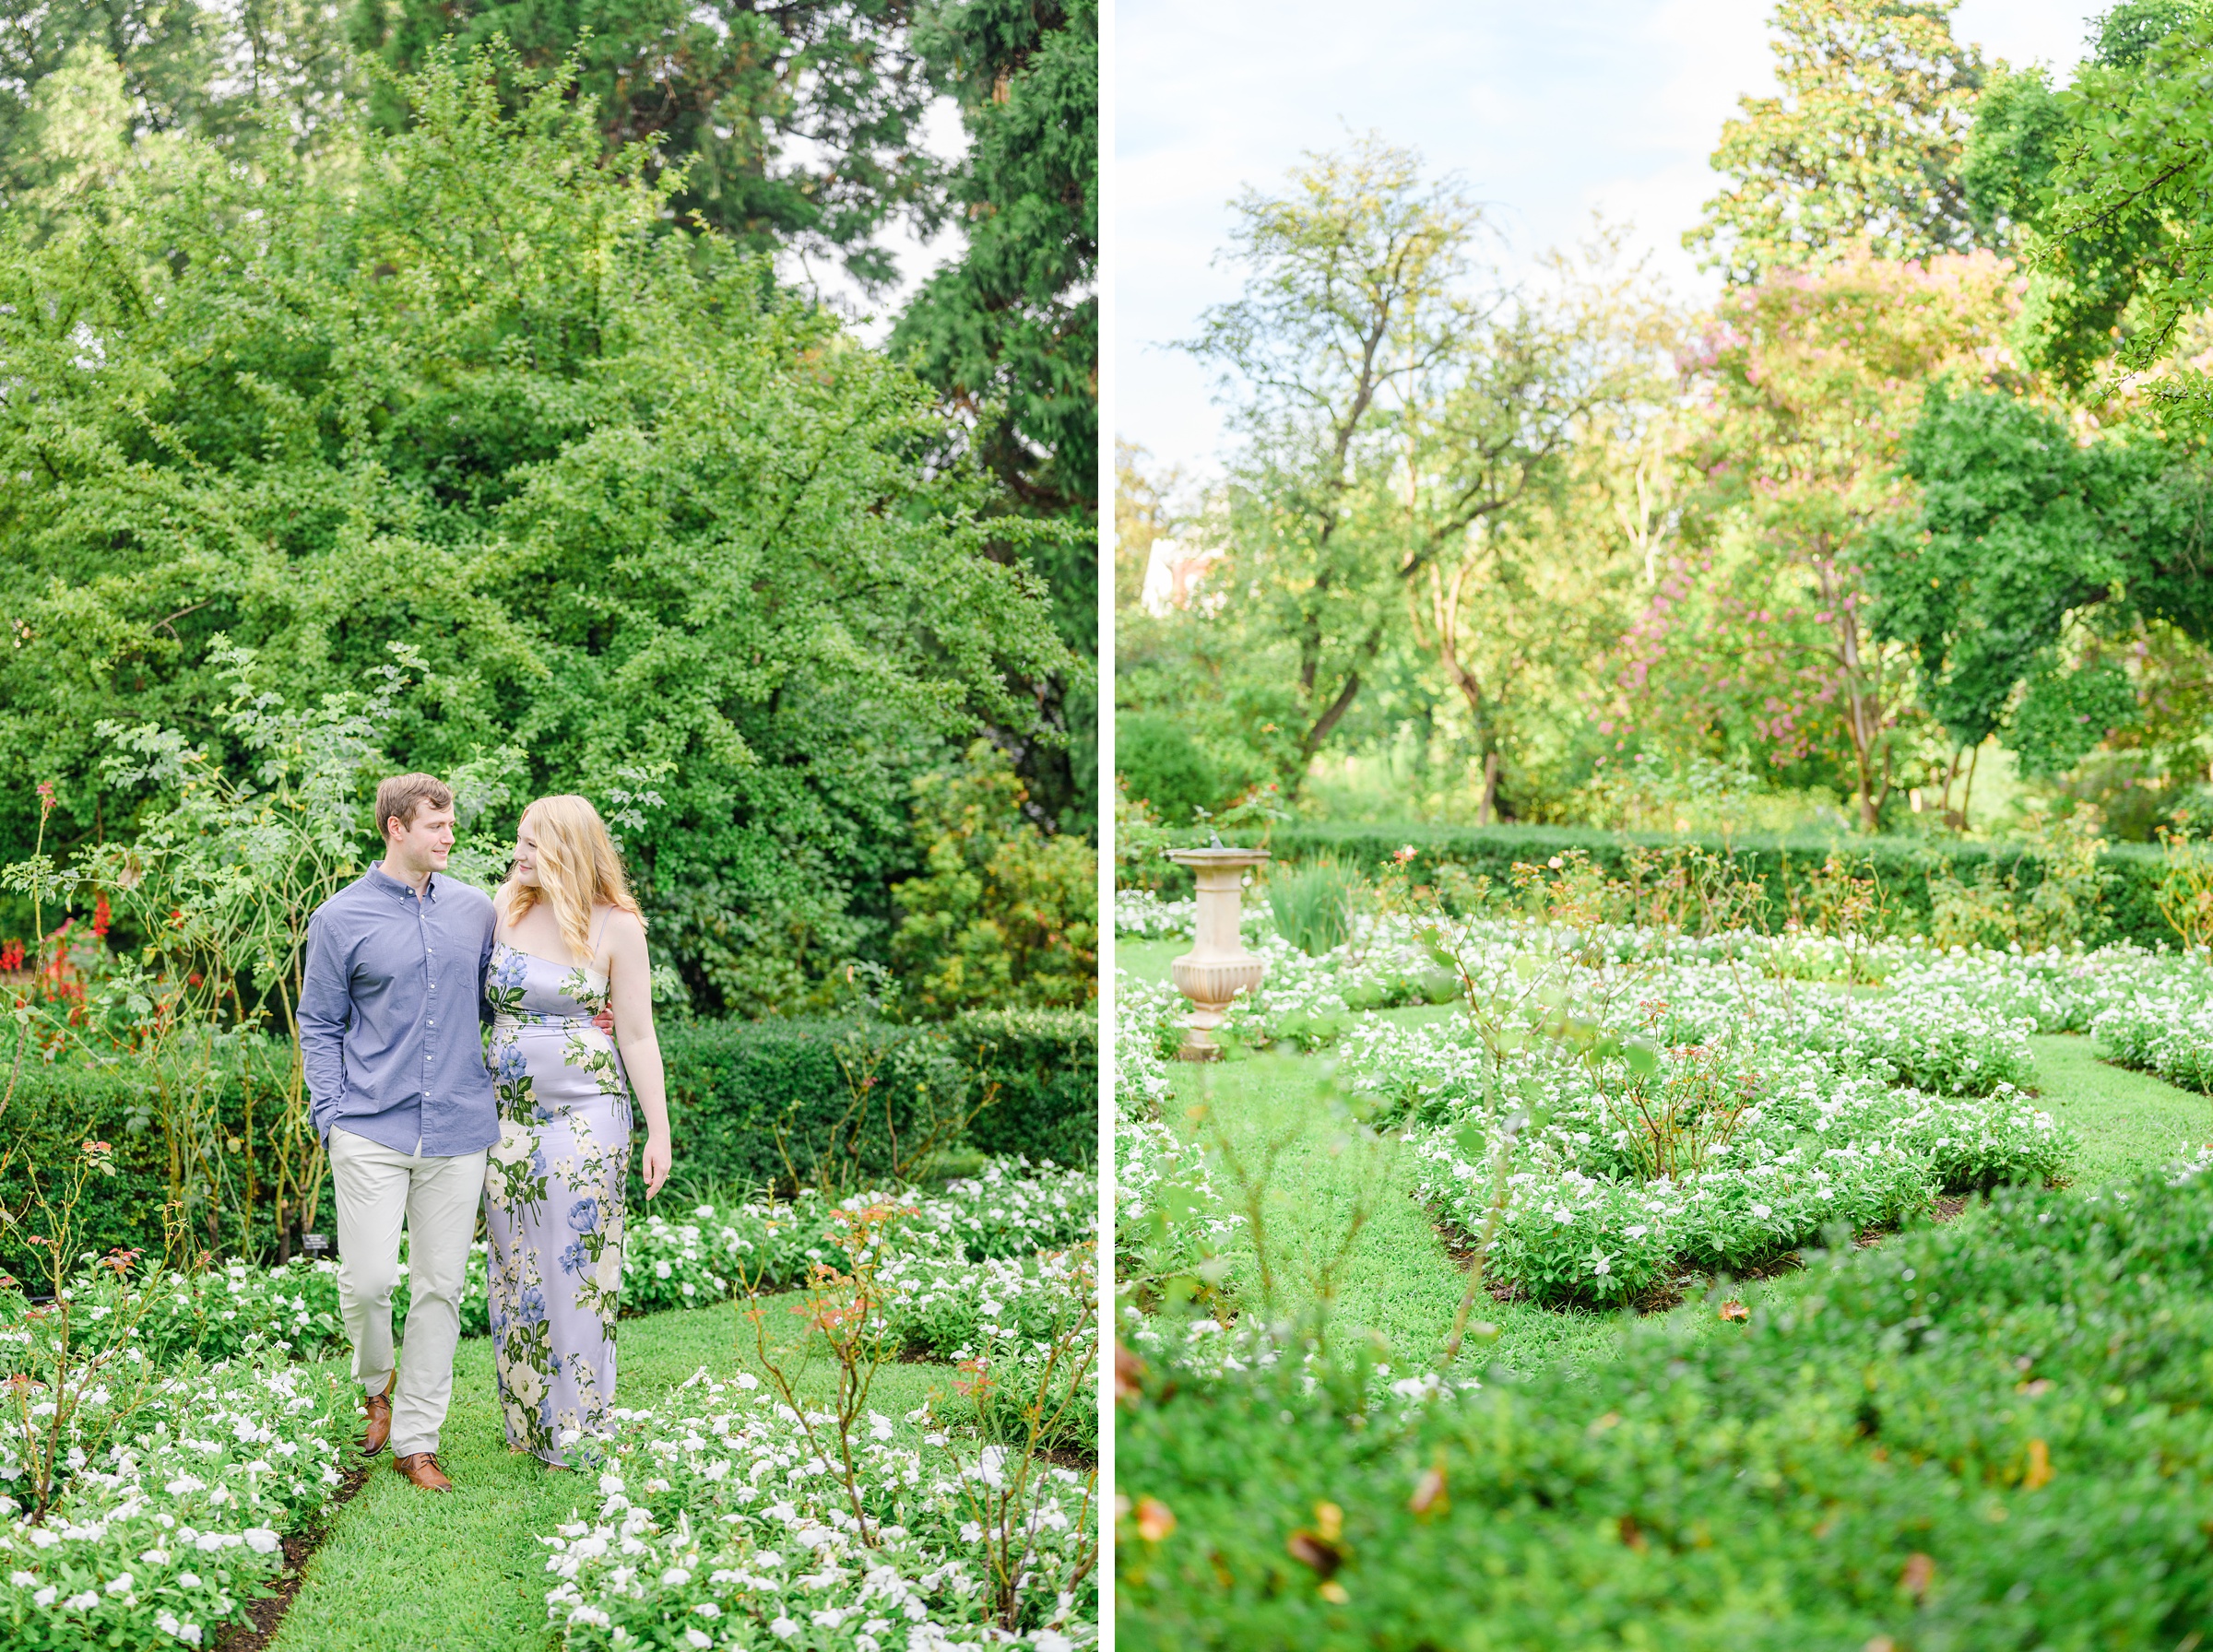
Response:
[328,1128,487,1459]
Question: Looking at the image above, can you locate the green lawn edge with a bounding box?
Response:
[267,1298,966,1652]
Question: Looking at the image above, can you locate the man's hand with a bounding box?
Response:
[593,1008,615,1034]
[642,1131,671,1198]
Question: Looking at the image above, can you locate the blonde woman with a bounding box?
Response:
[482,795,671,1465]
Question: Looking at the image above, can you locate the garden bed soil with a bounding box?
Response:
[212,1458,373,1652]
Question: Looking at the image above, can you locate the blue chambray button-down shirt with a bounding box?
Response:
[298,866,500,1158]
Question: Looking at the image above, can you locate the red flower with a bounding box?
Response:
[91,891,111,939]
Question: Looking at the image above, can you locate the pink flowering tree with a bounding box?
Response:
[1619,251,2026,828]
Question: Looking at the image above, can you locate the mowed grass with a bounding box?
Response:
[1139,938,2213,1378]
[269,1295,966,1652]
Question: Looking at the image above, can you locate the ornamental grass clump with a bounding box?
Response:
[1267,859,1360,958]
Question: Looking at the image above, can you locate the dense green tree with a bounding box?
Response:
[0,0,359,199]
[1688,0,1986,285]
[1874,384,2213,777]
[0,48,1071,1014]
[893,0,1097,834]
[2014,9,2213,419]
[348,0,946,291]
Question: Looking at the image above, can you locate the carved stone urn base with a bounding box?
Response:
[1168,953,1267,1060]
[1164,844,1272,1061]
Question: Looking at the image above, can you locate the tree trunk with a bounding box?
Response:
[1815,549,1882,831]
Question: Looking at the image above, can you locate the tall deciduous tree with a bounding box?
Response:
[1688,0,1986,285]
[349,0,945,290]
[1179,137,1486,796]
[2017,9,2213,425]
[1664,251,2022,827]
[895,0,1098,833]
[1874,384,2213,777]
[0,48,1071,1014]
[1396,234,1675,822]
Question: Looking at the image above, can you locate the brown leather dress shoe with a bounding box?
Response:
[393,1452,453,1492]
[361,1376,395,1457]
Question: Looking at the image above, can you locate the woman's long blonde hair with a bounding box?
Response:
[496,795,644,965]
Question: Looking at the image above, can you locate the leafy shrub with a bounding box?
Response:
[1118,1162,2213,1649]
[0,1010,1095,1268]
[890,742,1098,1018]
[656,1009,1096,1203]
[1118,713,1225,825]
[0,1049,314,1283]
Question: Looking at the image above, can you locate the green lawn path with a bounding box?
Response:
[267,1294,963,1652]
[1122,939,2213,1376]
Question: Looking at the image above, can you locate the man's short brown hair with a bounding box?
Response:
[375,773,454,841]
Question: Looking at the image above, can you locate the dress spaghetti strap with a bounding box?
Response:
[587,903,611,971]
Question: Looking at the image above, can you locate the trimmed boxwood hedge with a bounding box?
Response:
[0,1009,1095,1274]
[650,1008,1096,1202]
[0,1043,314,1284]
[1260,820,2172,947]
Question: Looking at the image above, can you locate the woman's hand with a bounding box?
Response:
[642,1130,671,1198]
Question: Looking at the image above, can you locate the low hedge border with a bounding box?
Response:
[1259,821,2172,947]
[0,1009,1095,1276]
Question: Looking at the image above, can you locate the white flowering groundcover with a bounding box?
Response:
[0,1152,1096,1650]
[1112,919,2213,1314]
[625,1163,1095,1320]
[539,1166,1102,1651]
[542,1374,1095,1652]
[0,1347,349,1649]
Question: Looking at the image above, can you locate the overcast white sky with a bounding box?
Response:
[1116,0,2113,478]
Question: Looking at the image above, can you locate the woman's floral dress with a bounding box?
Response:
[482,939,631,1464]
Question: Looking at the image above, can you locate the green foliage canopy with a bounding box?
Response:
[893,0,1099,833]
[0,49,1073,1015]
[1875,384,2213,776]
[349,0,944,291]
[1688,0,1987,285]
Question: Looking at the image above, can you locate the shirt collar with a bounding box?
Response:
[366,864,438,902]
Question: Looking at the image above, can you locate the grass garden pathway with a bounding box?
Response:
[263,1293,963,1652]
[1121,938,2213,1376]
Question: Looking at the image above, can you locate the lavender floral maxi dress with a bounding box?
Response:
[482,938,631,1463]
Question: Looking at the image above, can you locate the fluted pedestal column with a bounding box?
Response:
[1165,845,1270,1061]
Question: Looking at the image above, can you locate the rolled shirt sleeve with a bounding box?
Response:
[298,910,352,1143]
[479,905,497,1028]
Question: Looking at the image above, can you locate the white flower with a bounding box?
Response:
[8,1572,33,1587]
[684,1634,712,1650]
[660,1565,692,1587]
[32,1587,56,1607]
[1749,1203,1773,1220]
[771,1617,801,1640]
[65,1589,99,1610]
[106,1573,135,1595]
[243,1528,280,1555]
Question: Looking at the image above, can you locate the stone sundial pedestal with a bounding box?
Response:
[1165,844,1271,1061]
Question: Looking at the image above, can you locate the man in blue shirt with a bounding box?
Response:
[299,773,499,1493]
